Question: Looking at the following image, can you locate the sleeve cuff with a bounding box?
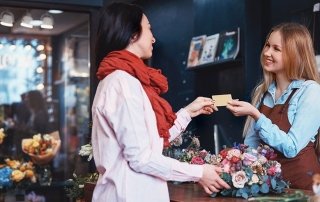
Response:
[179,108,192,122]
[170,161,203,182]
[176,108,192,131]
[169,109,192,142]
[254,114,267,132]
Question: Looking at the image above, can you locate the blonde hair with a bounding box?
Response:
[243,23,320,151]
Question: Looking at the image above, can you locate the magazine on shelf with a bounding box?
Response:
[199,33,220,65]
[187,35,206,68]
[215,27,240,61]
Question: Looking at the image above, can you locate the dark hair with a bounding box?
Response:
[95,2,143,68]
[26,90,46,112]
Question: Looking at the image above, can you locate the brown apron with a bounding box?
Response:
[259,88,320,190]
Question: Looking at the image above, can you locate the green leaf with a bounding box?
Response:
[251,184,260,194]
[236,189,242,197]
[245,167,253,178]
[221,172,232,184]
[271,178,276,189]
[242,192,249,199]
[262,175,268,182]
[260,183,269,194]
[221,189,232,196]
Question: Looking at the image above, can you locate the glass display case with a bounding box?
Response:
[0,7,90,194]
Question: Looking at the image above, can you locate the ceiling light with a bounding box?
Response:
[20,12,33,28]
[37,44,44,51]
[30,20,42,27]
[36,83,44,90]
[40,13,54,29]
[0,10,14,27]
[24,44,32,50]
[48,10,63,14]
[36,67,44,73]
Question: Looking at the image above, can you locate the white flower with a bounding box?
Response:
[232,171,248,188]
[275,162,281,173]
[248,174,259,185]
[43,134,52,141]
[172,135,183,147]
[257,155,267,164]
[191,137,200,148]
[79,143,93,161]
[33,134,42,142]
[204,154,212,163]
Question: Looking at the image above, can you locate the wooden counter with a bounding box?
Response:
[85,181,317,202]
[168,182,315,202]
[168,182,247,202]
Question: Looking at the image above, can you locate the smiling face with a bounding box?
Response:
[126,14,155,59]
[261,31,284,75]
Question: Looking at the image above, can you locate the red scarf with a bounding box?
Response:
[97,50,176,147]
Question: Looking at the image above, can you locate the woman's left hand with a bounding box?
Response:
[184,97,218,118]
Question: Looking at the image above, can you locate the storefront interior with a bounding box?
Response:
[0,0,319,201]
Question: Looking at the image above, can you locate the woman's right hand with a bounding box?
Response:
[226,99,261,120]
[198,164,230,194]
[184,97,218,118]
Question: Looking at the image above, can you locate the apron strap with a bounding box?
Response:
[280,88,298,114]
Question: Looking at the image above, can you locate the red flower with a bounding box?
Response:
[269,153,277,160]
[231,156,240,163]
[190,156,205,165]
[219,149,229,159]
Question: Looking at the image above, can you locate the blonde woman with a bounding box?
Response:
[227,22,320,190]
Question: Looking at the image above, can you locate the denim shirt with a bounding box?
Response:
[244,79,320,158]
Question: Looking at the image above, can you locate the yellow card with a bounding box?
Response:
[212,94,232,107]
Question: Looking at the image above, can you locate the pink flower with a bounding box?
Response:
[232,171,248,188]
[199,150,208,158]
[221,159,232,173]
[242,153,257,166]
[190,156,205,165]
[226,149,241,160]
[267,166,277,176]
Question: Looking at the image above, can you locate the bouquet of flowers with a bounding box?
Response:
[0,158,36,190]
[21,131,61,165]
[178,142,288,199]
[65,172,98,200]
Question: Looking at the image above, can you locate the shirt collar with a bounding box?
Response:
[268,79,305,94]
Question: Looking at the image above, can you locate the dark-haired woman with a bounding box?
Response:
[91,2,229,202]
[25,90,51,134]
